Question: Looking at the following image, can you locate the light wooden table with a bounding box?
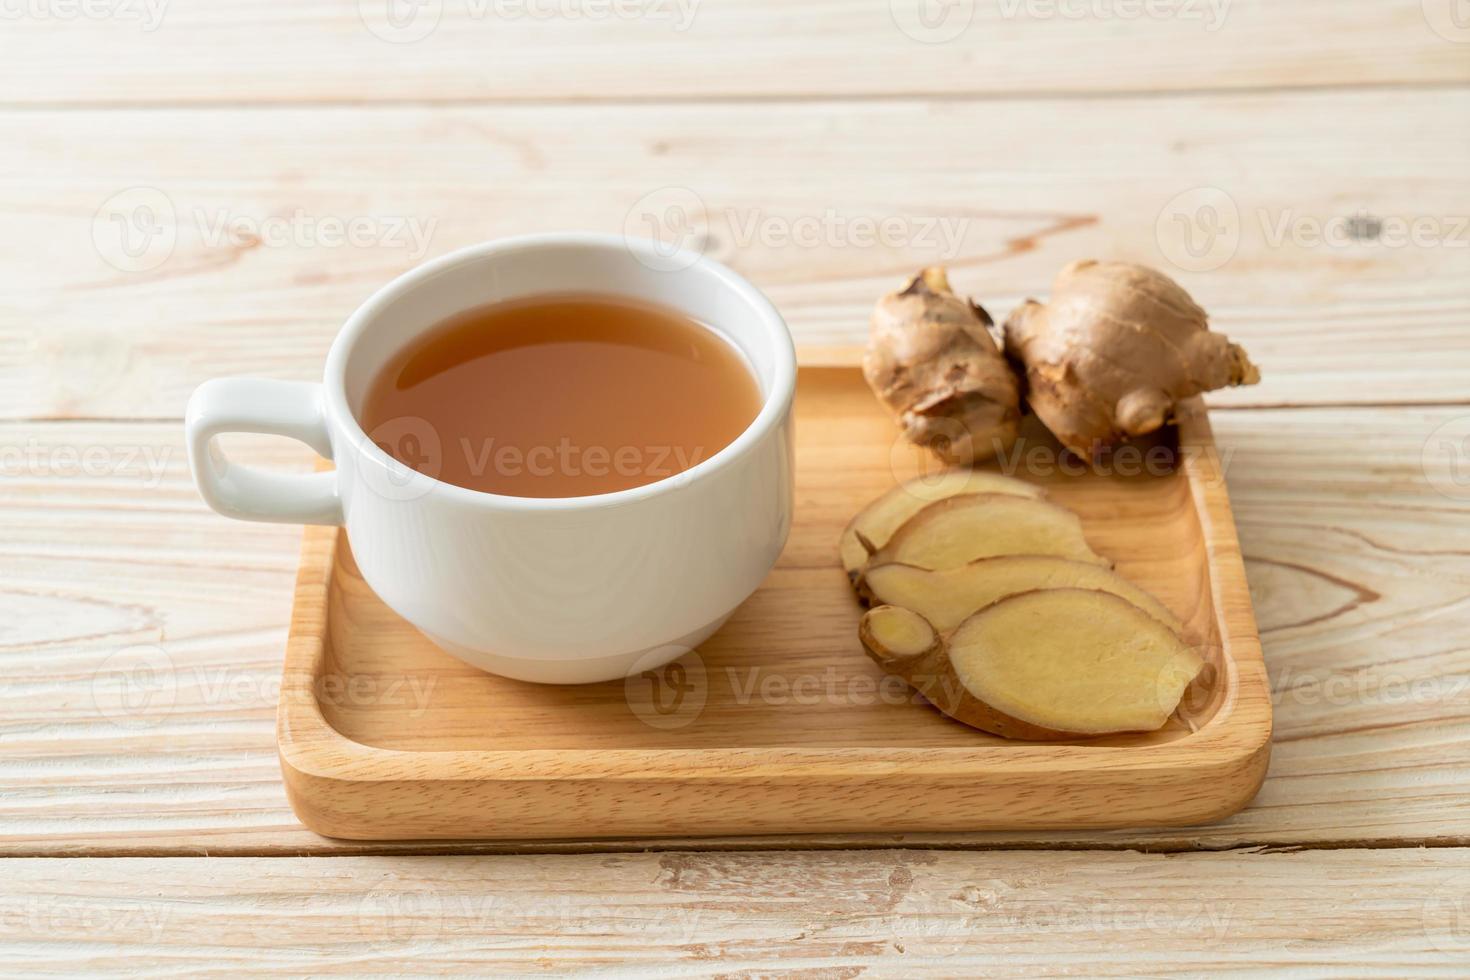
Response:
[3,1,1469,973]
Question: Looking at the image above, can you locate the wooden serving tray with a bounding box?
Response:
[278,366,1271,841]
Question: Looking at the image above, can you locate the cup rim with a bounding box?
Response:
[323,232,797,512]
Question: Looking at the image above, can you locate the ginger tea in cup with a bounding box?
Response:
[186,233,796,683]
[361,293,763,498]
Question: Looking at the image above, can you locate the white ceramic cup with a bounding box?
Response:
[185,233,796,684]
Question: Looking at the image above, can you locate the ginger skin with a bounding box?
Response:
[1004,260,1260,457]
[862,268,1021,465]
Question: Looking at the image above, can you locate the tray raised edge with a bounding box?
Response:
[276,383,1272,841]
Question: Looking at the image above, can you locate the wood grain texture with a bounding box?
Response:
[4,89,1467,419]
[4,849,1470,973]
[6,402,1468,853]
[4,0,1465,106]
[277,370,1269,840]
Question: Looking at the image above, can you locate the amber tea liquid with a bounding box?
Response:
[361,293,764,498]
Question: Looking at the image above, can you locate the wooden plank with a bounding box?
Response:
[4,89,1467,419]
[2,850,1469,972]
[2,403,1468,853]
[4,0,1465,105]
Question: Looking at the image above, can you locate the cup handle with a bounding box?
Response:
[185,378,343,526]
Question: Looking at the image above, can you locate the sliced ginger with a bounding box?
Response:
[859,590,1203,740]
[866,492,1107,573]
[861,556,1183,634]
[838,471,1044,581]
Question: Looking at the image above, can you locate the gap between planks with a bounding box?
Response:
[3,80,1467,113]
[2,837,1466,860]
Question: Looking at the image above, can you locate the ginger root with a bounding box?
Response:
[1004,260,1259,457]
[860,590,1202,740]
[863,268,1021,465]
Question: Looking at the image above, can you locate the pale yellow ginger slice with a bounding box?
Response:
[865,492,1108,573]
[859,590,1202,740]
[861,555,1183,634]
[838,471,1044,581]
